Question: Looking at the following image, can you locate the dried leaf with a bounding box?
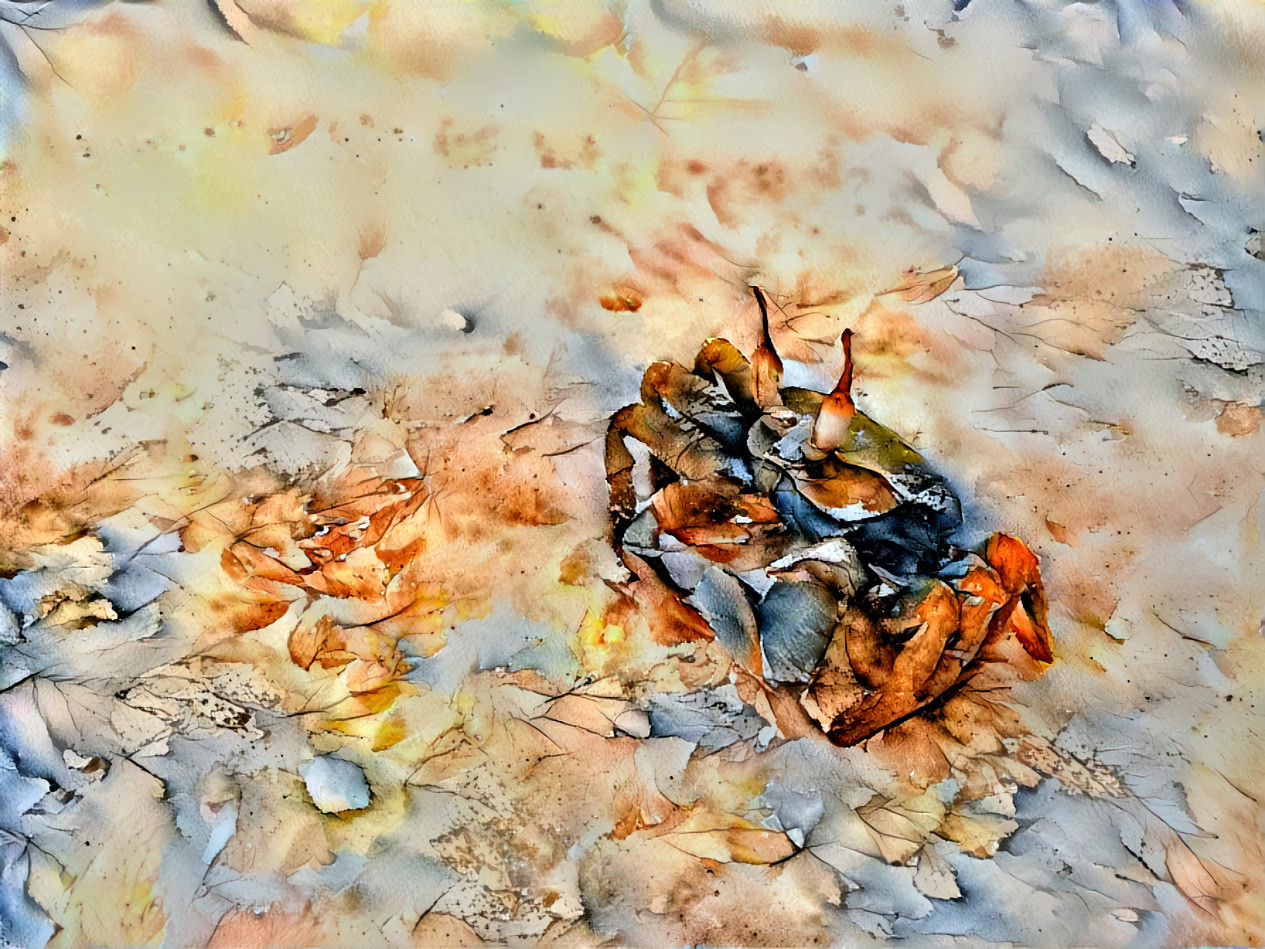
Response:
[609,402,736,485]
[884,265,960,304]
[913,844,961,900]
[858,793,945,865]
[649,481,786,569]
[692,567,762,676]
[757,580,838,684]
[794,462,899,517]
[654,809,796,865]
[619,550,715,646]
[984,533,1054,662]
[694,338,757,412]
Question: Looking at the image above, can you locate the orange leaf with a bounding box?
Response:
[220,547,248,581]
[234,598,293,632]
[888,581,961,696]
[1005,599,1055,664]
[984,534,1054,662]
[228,542,308,586]
[795,463,899,516]
[289,615,341,670]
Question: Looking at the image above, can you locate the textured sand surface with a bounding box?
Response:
[1,1,1263,945]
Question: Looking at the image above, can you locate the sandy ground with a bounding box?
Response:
[1,1,1263,945]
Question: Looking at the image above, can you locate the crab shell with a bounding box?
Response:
[606,298,1054,746]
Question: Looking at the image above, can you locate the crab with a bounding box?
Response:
[605,286,1055,746]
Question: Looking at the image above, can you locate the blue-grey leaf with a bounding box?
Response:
[758,580,839,684]
[691,566,760,673]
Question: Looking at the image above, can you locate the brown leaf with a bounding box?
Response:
[609,401,734,484]
[288,614,344,670]
[794,462,899,516]
[887,581,961,697]
[650,481,786,568]
[693,338,757,411]
[804,621,867,730]
[619,551,715,646]
[605,420,638,531]
[842,606,893,689]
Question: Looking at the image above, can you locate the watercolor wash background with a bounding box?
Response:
[1,0,1263,946]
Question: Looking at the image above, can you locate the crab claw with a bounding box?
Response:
[984,533,1055,662]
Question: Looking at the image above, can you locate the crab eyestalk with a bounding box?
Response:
[810,329,857,455]
[750,286,783,408]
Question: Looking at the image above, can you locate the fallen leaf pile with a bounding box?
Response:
[180,466,454,724]
[606,287,1056,746]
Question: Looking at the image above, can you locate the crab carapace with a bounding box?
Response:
[605,286,1055,746]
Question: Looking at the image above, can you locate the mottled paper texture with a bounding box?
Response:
[1,1,1263,947]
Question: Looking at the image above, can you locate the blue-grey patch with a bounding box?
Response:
[646,686,766,752]
[0,607,17,646]
[406,602,579,695]
[102,563,170,614]
[770,476,843,544]
[758,580,838,684]
[303,755,371,813]
[690,567,758,669]
[0,829,55,949]
[692,408,748,451]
